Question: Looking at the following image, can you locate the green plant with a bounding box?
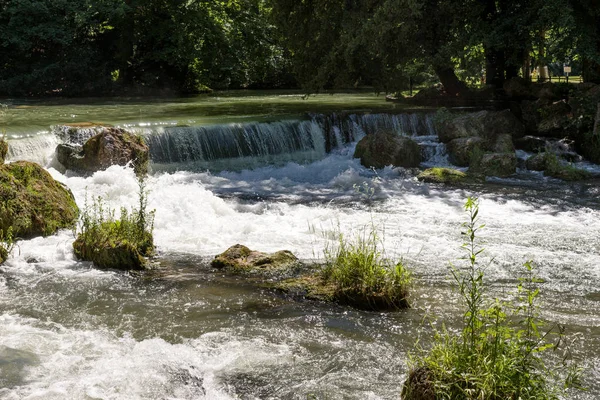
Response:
[543,152,590,181]
[321,222,411,310]
[0,226,15,264]
[403,197,582,399]
[73,176,155,270]
[0,129,8,162]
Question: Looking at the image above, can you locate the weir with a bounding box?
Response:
[6,112,446,170]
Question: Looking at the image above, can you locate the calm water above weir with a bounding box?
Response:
[1,92,599,399]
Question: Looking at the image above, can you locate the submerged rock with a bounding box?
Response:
[354,132,421,169]
[275,272,410,311]
[0,161,79,238]
[56,127,149,176]
[211,244,299,275]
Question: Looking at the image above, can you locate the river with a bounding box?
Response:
[0,92,598,399]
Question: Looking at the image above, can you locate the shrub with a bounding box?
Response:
[73,177,155,270]
[403,198,582,399]
[321,223,411,310]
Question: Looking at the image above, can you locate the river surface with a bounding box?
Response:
[0,92,599,399]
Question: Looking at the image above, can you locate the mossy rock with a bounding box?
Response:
[354,132,421,169]
[0,138,7,163]
[211,244,300,275]
[546,165,591,181]
[527,152,591,181]
[401,367,436,400]
[0,161,79,238]
[472,152,517,178]
[73,225,154,270]
[275,272,409,311]
[56,127,149,176]
[417,168,479,185]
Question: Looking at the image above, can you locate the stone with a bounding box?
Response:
[515,136,548,153]
[446,137,485,166]
[493,134,515,153]
[401,367,436,400]
[73,236,152,271]
[437,111,486,143]
[0,161,79,238]
[526,153,547,171]
[211,244,299,275]
[536,100,574,138]
[438,110,524,143]
[484,110,525,140]
[417,168,474,185]
[475,152,517,177]
[354,132,421,169]
[56,127,149,175]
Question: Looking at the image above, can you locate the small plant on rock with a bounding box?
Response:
[321,222,411,310]
[73,176,155,270]
[403,197,582,399]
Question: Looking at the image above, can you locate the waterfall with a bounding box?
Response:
[6,134,61,166]
[4,113,448,171]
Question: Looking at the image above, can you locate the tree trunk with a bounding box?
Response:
[522,52,531,82]
[594,103,600,138]
[538,30,548,82]
[434,66,469,96]
[485,48,505,87]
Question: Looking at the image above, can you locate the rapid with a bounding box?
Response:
[0,93,599,399]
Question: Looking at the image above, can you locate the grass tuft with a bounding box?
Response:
[322,223,411,310]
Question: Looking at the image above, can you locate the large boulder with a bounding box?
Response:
[536,100,575,138]
[0,161,79,238]
[446,137,485,166]
[73,230,153,271]
[212,244,299,275]
[56,127,149,175]
[0,137,7,163]
[515,136,548,153]
[438,110,524,143]
[475,152,517,177]
[354,132,421,169]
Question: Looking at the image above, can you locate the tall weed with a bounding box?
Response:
[403,197,582,399]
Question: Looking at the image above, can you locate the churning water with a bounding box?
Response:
[1,93,599,399]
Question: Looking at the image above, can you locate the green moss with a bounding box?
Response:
[275,224,411,311]
[544,153,591,181]
[211,244,300,275]
[73,220,153,270]
[0,137,7,163]
[417,168,471,185]
[73,178,155,271]
[274,274,337,302]
[0,161,79,238]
